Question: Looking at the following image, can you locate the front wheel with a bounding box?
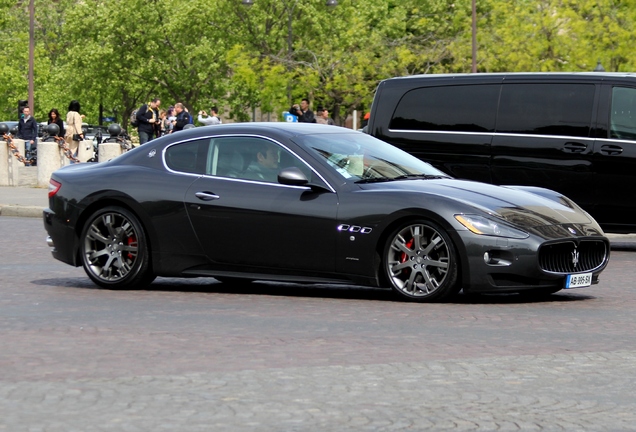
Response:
[383,220,460,302]
[79,206,155,289]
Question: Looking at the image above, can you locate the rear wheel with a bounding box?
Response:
[383,220,460,302]
[80,206,155,289]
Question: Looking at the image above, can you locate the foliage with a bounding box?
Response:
[0,0,635,126]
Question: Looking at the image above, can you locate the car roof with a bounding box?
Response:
[168,122,355,140]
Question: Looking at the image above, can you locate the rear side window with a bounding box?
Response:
[610,86,636,140]
[165,139,210,174]
[389,84,499,133]
[497,83,594,137]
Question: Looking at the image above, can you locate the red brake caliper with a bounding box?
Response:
[127,236,136,260]
[400,238,414,274]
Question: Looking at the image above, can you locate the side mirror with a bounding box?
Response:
[278,166,332,193]
[278,166,309,186]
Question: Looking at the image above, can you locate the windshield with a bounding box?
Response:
[299,132,450,182]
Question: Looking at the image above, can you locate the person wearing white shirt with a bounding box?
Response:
[198,107,222,126]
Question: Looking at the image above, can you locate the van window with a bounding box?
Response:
[389,85,499,133]
[497,83,594,137]
[610,87,636,140]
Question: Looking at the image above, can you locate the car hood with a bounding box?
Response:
[360,179,595,229]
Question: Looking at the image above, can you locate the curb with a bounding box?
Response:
[0,205,44,218]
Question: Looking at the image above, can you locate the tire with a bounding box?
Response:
[383,220,460,302]
[80,206,155,289]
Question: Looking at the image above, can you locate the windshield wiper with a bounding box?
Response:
[355,177,396,184]
[355,174,450,184]
[392,174,451,180]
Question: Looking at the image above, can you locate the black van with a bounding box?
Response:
[367,72,636,233]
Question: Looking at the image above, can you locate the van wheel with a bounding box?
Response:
[383,220,460,302]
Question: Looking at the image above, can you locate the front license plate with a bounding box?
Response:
[565,272,592,289]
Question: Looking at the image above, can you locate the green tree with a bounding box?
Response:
[566,0,636,71]
[2,0,636,127]
[0,0,61,120]
[53,0,230,127]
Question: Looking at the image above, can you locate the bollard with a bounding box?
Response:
[98,142,122,162]
[37,141,67,187]
[0,138,10,186]
[76,139,93,163]
[0,139,23,186]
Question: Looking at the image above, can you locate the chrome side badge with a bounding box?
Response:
[148,149,156,158]
[338,224,372,234]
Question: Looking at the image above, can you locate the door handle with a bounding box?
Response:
[599,144,624,156]
[562,142,587,153]
[195,191,220,201]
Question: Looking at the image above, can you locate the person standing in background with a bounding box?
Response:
[198,107,222,125]
[289,98,316,123]
[172,103,192,132]
[319,108,335,125]
[17,106,39,153]
[65,100,84,157]
[165,106,176,134]
[158,109,168,136]
[136,98,161,144]
[315,106,334,125]
[47,108,65,137]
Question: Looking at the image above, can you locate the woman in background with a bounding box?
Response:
[64,100,84,156]
[158,109,168,137]
[47,108,65,137]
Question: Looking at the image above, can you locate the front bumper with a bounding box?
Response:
[455,230,610,294]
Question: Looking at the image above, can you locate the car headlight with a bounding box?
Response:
[455,214,529,239]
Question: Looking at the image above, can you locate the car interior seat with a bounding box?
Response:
[217,148,245,178]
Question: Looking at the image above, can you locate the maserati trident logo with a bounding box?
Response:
[571,247,580,269]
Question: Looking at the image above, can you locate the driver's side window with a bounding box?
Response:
[207,137,312,183]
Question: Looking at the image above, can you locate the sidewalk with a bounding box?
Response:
[0,166,47,218]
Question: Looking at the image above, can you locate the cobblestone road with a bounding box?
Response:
[1,216,636,431]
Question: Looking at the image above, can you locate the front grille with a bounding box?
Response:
[539,240,608,274]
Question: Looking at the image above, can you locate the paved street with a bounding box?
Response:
[2,216,636,431]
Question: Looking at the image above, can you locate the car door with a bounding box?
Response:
[183,136,339,273]
[591,84,636,230]
[491,82,598,213]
